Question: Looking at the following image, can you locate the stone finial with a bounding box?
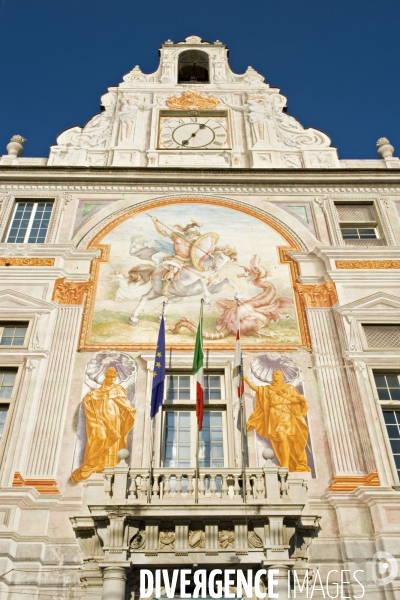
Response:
[117,448,130,464]
[262,447,275,466]
[376,137,394,159]
[6,135,26,157]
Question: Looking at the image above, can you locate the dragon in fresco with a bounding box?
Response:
[171,255,294,339]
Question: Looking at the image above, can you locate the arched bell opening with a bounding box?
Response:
[178,50,210,83]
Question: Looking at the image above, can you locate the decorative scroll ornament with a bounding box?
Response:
[52,277,93,305]
[166,90,220,110]
[0,257,54,266]
[218,529,234,549]
[294,280,338,308]
[336,260,400,269]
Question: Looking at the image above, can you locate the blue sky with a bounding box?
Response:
[0,0,399,160]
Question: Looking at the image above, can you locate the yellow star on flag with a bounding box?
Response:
[156,362,161,368]
[153,371,157,377]
[157,352,162,357]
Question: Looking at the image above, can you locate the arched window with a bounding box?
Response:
[178,50,209,83]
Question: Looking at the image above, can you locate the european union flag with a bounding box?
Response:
[150,315,165,419]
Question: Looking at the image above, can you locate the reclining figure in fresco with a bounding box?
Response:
[245,370,311,472]
[128,214,239,325]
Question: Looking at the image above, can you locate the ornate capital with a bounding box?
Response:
[294,280,338,308]
[166,90,220,110]
[52,277,93,305]
[335,260,400,269]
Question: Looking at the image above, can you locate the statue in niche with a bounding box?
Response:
[245,370,310,472]
[71,367,136,482]
[117,96,158,144]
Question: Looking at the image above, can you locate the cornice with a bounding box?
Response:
[1,166,400,190]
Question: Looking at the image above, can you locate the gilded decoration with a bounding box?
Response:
[245,370,311,472]
[329,471,380,492]
[52,277,93,305]
[79,198,312,351]
[166,90,220,110]
[294,280,338,308]
[0,257,55,267]
[12,472,60,495]
[335,260,400,269]
[71,367,136,482]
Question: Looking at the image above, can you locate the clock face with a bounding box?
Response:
[158,112,229,150]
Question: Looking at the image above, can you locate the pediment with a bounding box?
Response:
[0,289,55,313]
[336,292,400,316]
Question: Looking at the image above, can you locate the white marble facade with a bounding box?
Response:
[0,36,399,599]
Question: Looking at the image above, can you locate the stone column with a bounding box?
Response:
[307,307,365,475]
[268,565,290,599]
[26,306,82,477]
[102,567,127,600]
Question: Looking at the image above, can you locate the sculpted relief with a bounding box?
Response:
[84,202,303,350]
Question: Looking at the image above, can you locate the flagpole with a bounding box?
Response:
[148,303,166,504]
[195,299,204,505]
[236,300,247,504]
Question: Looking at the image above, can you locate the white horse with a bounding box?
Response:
[128,246,239,325]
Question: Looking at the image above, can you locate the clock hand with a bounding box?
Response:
[181,124,206,146]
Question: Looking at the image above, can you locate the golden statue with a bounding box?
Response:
[245,370,310,472]
[71,367,136,482]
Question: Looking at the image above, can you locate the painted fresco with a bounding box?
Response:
[88,203,301,348]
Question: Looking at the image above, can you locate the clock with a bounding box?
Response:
[158,110,230,150]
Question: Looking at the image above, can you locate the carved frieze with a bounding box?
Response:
[294,280,338,308]
[52,277,93,305]
[0,257,55,266]
[335,260,400,269]
[166,90,220,110]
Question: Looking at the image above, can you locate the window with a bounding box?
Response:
[161,371,226,470]
[163,410,225,468]
[165,373,223,401]
[0,322,28,346]
[178,50,209,83]
[7,201,53,243]
[335,202,383,245]
[363,325,400,349]
[373,371,400,481]
[0,369,18,442]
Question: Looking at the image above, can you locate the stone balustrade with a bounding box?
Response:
[99,457,306,505]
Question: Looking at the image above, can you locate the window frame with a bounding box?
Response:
[334,201,384,244]
[370,367,400,484]
[0,321,30,349]
[157,370,227,468]
[0,364,23,463]
[160,407,228,469]
[6,199,54,244]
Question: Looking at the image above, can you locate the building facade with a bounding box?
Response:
[0,35,399,599]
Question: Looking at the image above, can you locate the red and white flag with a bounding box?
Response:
[233,308,244,398]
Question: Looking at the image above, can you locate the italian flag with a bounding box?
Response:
[193,309,204,431]
[233,308,243,398]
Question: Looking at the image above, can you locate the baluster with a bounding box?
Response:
[246,474,252,500]
[279,470,288,498]
[257,474,265,499]
[128,471,137,499]
[210,474,217,497]
[164,474,171,499]
[152,474,160,499]
[199,473,206,497]
[187,475,194,498]
[104,472,113,498]
[221,474,229,499]
[176,474,182,498]
[140,475,148,499]
[233,475,240,498]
